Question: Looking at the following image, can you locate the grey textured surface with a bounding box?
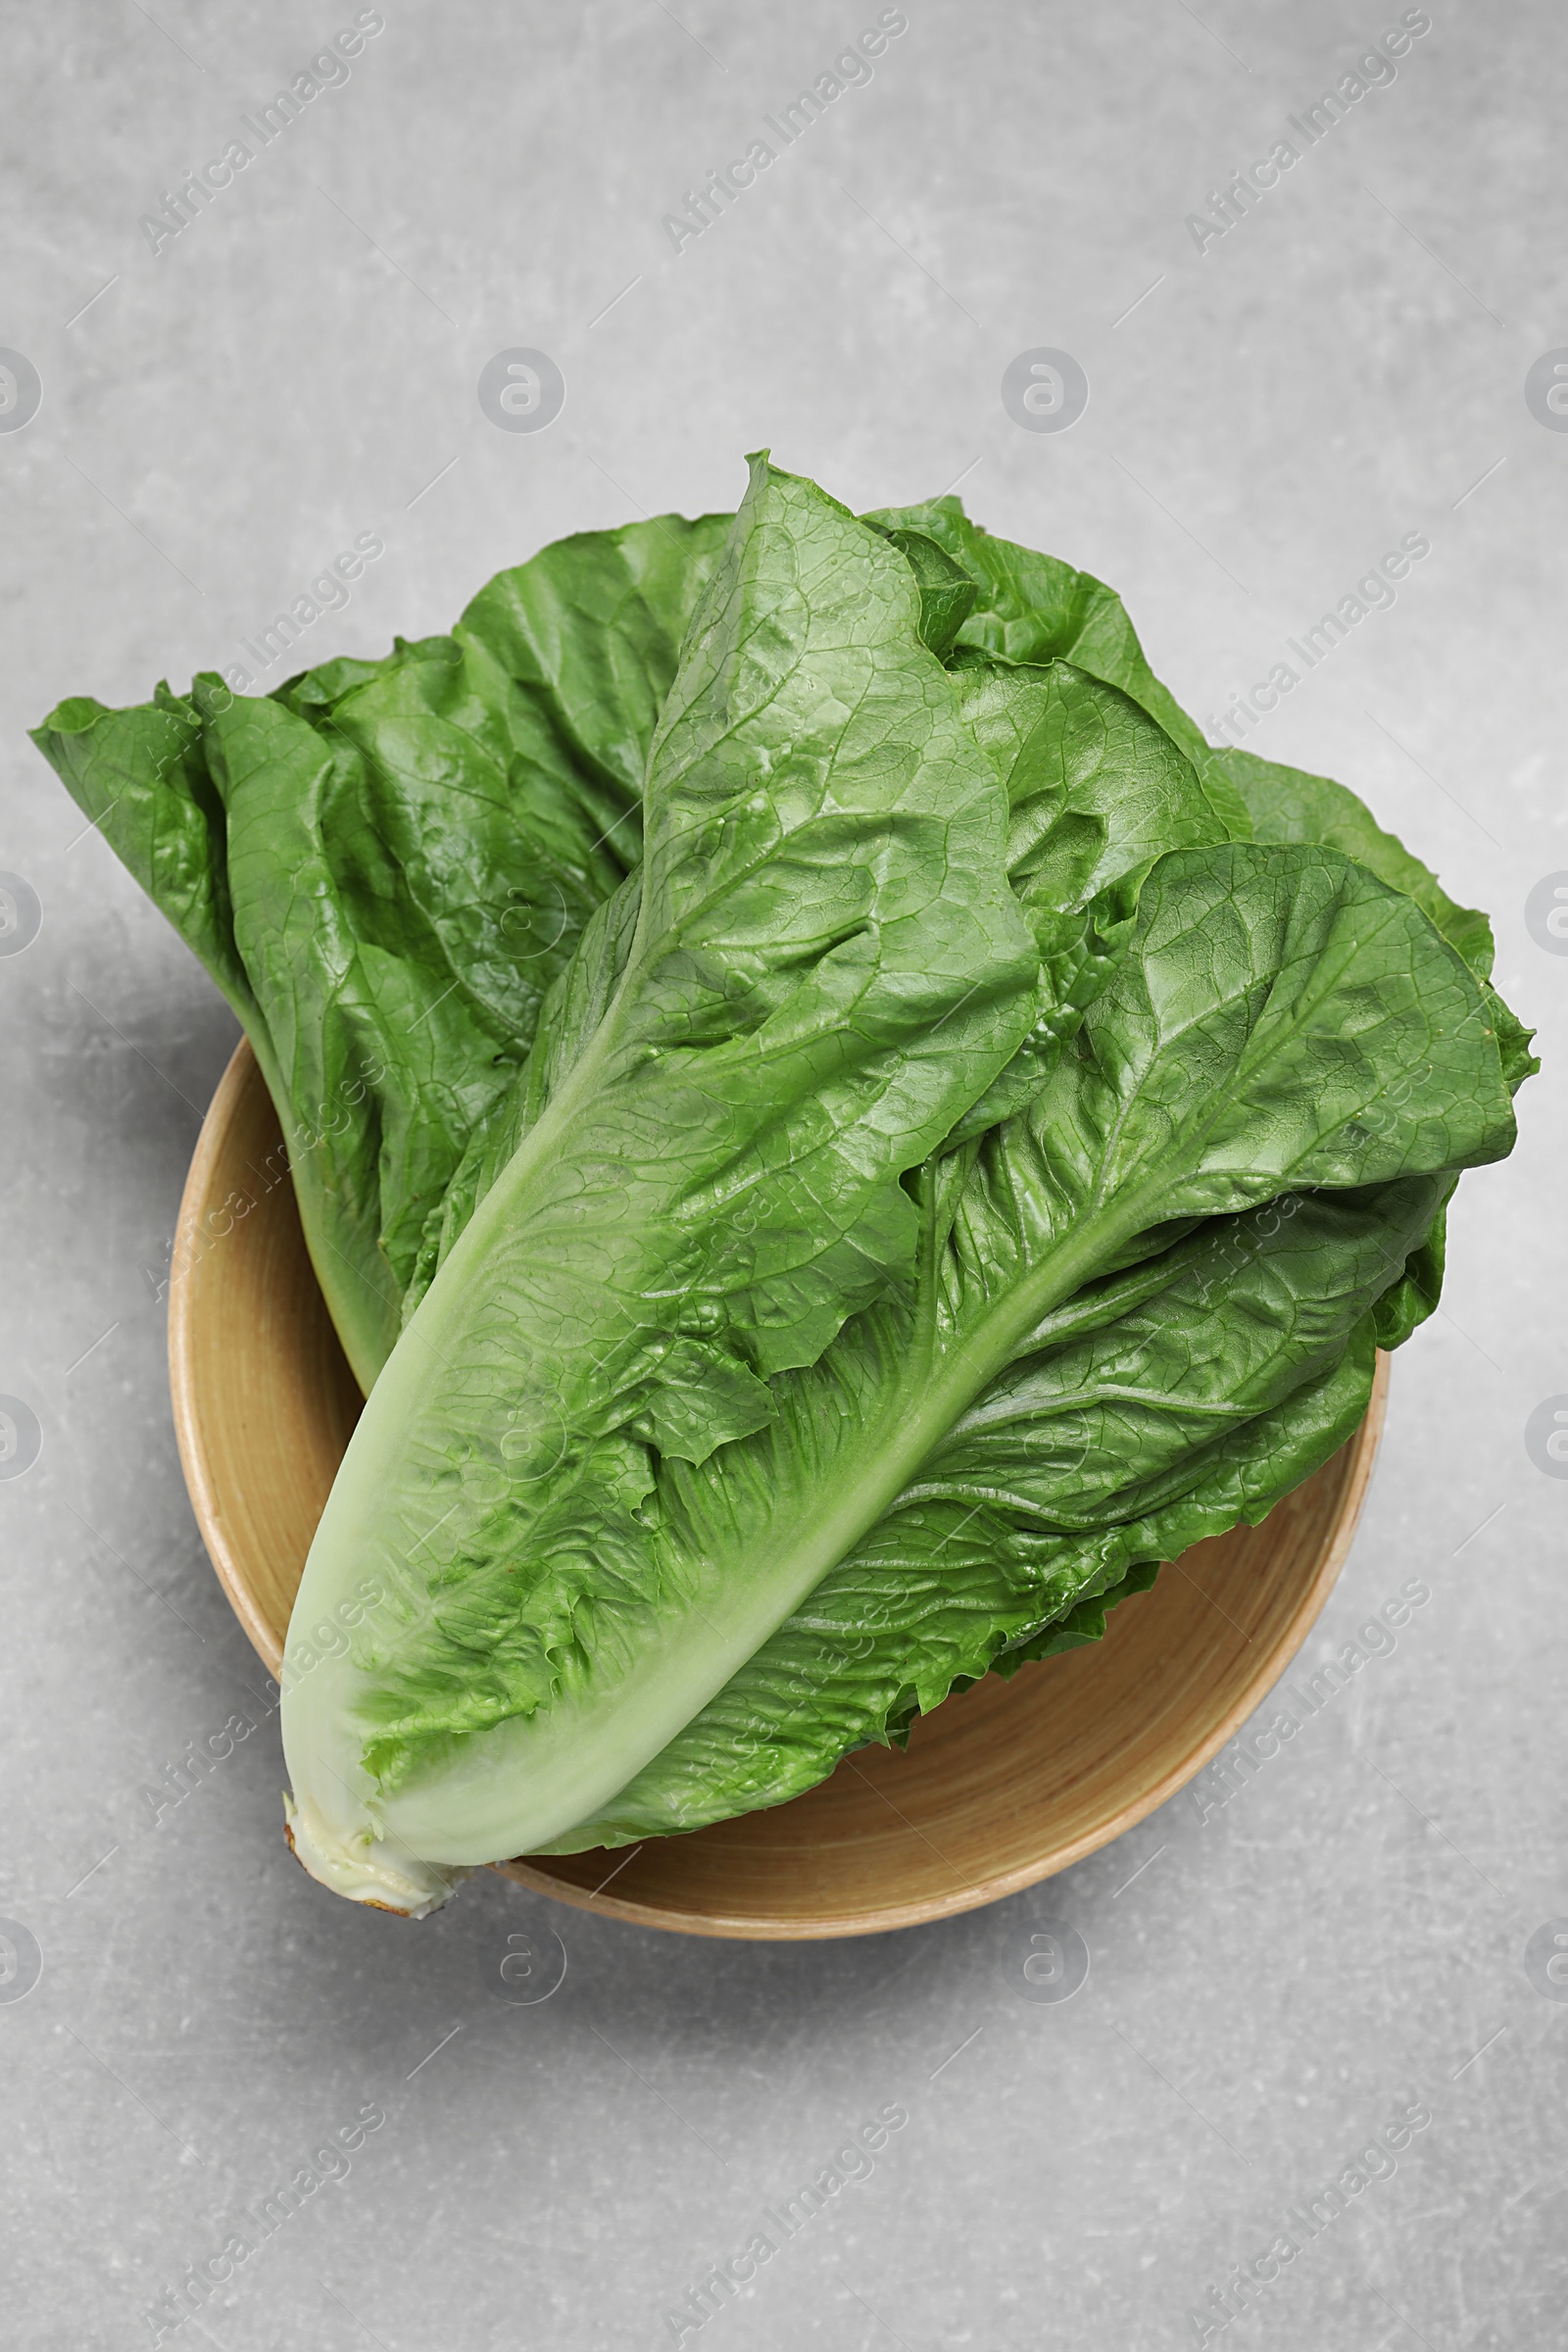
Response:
[3,3,1566,2346]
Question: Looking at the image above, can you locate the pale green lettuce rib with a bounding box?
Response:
[279,457,1045,1900]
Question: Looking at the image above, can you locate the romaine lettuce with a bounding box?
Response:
[31,456,1531,1914]
[271,466,1516,1910]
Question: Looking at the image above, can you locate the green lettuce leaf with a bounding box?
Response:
[1211,741,1539,1351]
[30,513,731,1387]
[867,495,1253,841]
[1212,742,1494,977]
[281,797,1513,1895]
[566,1179,1440,1843]
[412,658,1238,1294]
[548,839,1513,1847]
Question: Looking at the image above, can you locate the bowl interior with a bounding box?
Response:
[171,1042,1385,1939]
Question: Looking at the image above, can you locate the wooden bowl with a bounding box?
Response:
[171,1041,1388,1940]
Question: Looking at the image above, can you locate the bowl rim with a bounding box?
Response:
[170,1038,1389,1940]
[169,1039,291,1678]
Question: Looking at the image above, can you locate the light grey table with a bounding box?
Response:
[3,5,1565,2346]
